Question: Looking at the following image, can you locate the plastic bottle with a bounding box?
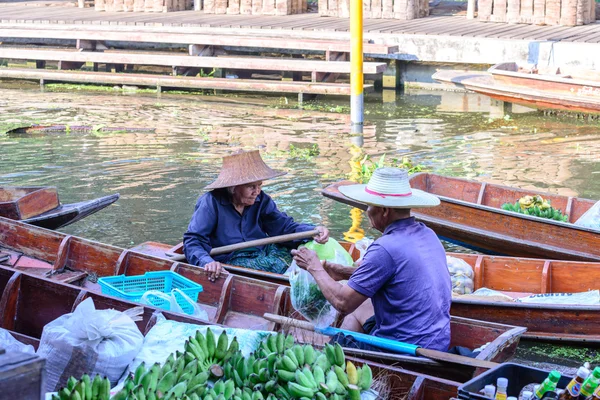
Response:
[496,378,509,400]
[542,392,559,400]
[508,397,518,400]
[521,391,534,400]
[579,367,600,399]
[484,385,497,399]
[535,371,562,399]
[559,366,590,400]
[592,383,600,399]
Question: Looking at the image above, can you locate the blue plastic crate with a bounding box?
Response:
[98,271,203,315]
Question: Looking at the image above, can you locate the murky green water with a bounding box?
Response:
[1,81,600,249]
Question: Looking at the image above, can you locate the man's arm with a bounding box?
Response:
[323,261,356,281]
[292,248,367,315]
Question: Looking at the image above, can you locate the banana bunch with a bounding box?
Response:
[58,331,374,400]
[256,332,295,357]
[246,337,373,400]
[502,195,569,222]
[184,328,240,371]
[51,375,111,400]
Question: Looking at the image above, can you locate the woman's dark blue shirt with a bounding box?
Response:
[183,189,315,267]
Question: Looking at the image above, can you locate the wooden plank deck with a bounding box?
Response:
[0,3,599,43]
[0,67,371,95]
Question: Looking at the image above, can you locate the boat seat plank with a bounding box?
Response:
[214,274,234,324]
[49,270,88,285]
[0,48,387,74]
[52,234,73,272]
[0,68,374,96]
[541,261,551,294]
[0,271,21,330]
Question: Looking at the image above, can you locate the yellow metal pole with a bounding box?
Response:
[350,0,363,134]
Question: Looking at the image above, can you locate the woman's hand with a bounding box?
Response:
[291,247,323,274]
[313,226,330,244]
[204,261,223,282]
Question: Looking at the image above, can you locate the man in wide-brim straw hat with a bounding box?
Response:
[292,167,452,352]
[184,150,329,281]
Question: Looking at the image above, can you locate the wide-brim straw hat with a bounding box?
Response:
[339,167,440,208]
[205,150,286,190]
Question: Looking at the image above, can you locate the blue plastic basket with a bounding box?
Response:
[98,271,203,315]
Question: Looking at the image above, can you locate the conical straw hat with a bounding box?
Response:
[339,167,440,208]
[205,150,286,190]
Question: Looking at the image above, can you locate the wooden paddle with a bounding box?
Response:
[169,229,320,262]
[263,313,499,370]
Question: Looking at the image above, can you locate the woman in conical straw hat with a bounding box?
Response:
[292,167,452,352]
[184,150,329,281]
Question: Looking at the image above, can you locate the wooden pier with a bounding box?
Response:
[0,2,599,95]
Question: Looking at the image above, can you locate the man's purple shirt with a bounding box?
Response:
[348,217,452,351]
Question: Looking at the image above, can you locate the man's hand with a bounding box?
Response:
[313,226,330,244]
[291,247,323,274]
[204,261,223,282]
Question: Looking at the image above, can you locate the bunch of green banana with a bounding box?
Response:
[256,332,295,358]
[185,328,240,371]
[502,196,569,222]
[56,330,374,400]
[51,374,111,400]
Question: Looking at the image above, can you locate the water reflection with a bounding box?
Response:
[1,83,599,249]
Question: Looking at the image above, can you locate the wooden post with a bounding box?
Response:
[520,0,533,22]
[491,0,507,21]
[478,0,492,20]
[545,0,561,24]
[506,0,520,22]
[95,0,106,11]
[560,0,577,24]
[228,0,241,13]
[532,0,545,23]
[467,0,476,18]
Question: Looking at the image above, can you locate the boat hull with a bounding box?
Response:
[0,216,524,382]
[432,68,600,115]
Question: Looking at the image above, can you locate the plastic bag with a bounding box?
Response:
[303,238,353,266]
[126,313,271,378]
[36,297,144,392]
[447,256,474,295]
[517,290,600,305]
[354,238,374,264]
[0,327,34,354]
[289,260,337,329]
[574,200,600,230]
[140,288,209,320]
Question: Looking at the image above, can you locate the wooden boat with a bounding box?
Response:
[0,264,461,400]
[0,216,524,383]
[322,174,600,262]
[432,63,600,115]
[133,238,600,344]
[0,186,119,229]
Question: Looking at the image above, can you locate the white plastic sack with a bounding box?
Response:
[575,201,600,231]
[517,290,600,305]
[0,327,34,354]
[140,288,209,321]
[354,238,374,264]
[36,297,144,392]
[126,313,271,377]
[289,260,337,329]
[447,256,474,295]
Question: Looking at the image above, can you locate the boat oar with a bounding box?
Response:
[263,313,498,370]
[169,229,320,262]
